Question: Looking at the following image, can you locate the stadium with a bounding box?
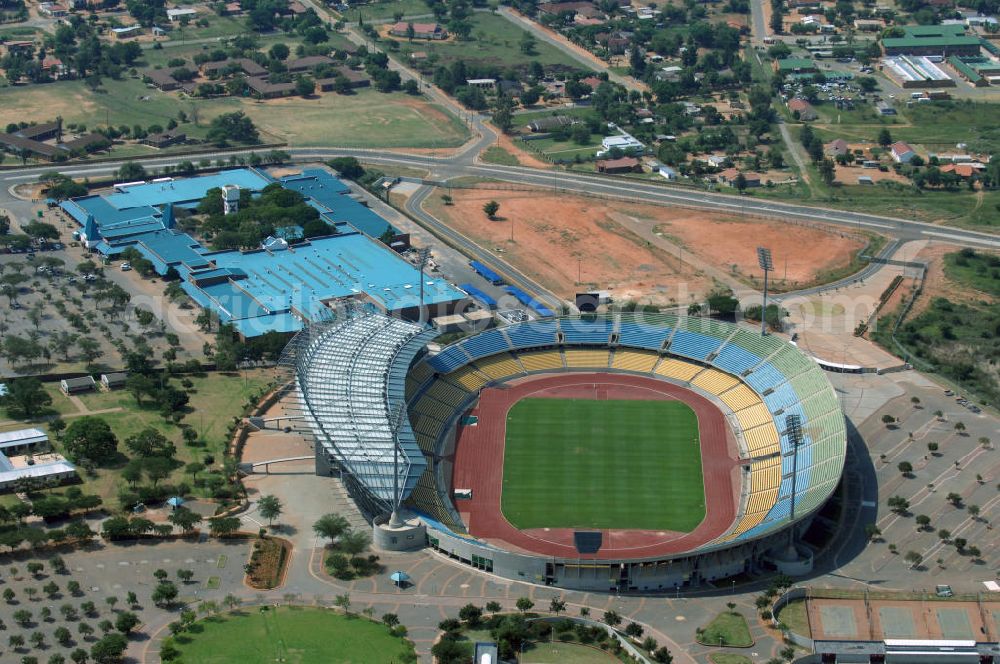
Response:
[288,309,847,592]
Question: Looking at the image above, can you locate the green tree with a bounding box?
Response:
[515,597,534,613]
[257,494,282,526]
[313,513,350,542]
[1,377,52,419]
[63,417,118,463]
[483,200,500,219]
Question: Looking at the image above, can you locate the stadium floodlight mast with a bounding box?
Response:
[757,246,774,337]
[785,414,803,525]
[388,403,408,529]
[415,246,432,324]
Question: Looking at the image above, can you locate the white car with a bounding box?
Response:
[120,262,132,271]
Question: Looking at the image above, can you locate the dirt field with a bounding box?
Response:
[807,596,1000,641]
[907,242,990,317]
[423,187,868,304]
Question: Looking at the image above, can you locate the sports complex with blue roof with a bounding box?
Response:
[59,168,466,336]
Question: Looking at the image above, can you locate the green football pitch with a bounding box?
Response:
[500,398,705,531]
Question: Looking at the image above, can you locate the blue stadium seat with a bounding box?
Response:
[713,344,762,375]
[669,330,722,361]
[763,383,799,413]
[618,322,670,350]
[505,320,559,349]
[744,363,784,393]
[426,345,471,373]
[561,318,614,344]
[460,328,511,359]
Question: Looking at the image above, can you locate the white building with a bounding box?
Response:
[222,184,241,215]
[166,7,198,21]
[598,133,645,157]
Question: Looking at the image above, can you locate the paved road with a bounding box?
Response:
[5,147,1000,251]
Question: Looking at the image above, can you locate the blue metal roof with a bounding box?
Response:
[103,169,271,210]
[279,168,396,238]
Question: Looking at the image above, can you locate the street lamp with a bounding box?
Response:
[757,246,773,337]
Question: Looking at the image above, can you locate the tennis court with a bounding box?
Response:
[878,607,917,638]
[937,608,975,639]
[818,605,858,638]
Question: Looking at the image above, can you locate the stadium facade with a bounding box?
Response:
[291,309,847,592]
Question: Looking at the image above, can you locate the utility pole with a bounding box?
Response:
[786,414,803,524]
[757,246,773,336]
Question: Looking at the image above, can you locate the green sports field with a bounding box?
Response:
[500,398,705,531]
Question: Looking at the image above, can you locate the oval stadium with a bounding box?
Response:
[288,310,846,592]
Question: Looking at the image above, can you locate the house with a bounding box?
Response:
[286,0,307,13]
[244,76,296,99]
[498,79,523,96]
[316,67,370,90]
[465,78,497,89]
[706,155,728,168]
[38,2,68,16]
[656,65,684,81]
[854,18,883,30]
[3,41,34,56]
[0,428,48,456]
[60,376,96,395]
[286,55,334,73]
[776,57,817,73]
[599,133,645,156]
[17,121,62,142]
[0,133,61,160]
[144,69,180,91]
[0,445,77,493]
[858,175,874,185]
[201,58,267,78]
[60,133,110,154]
[100,372,128,390]
[222,1,242,14]
[112,25,144,40]
[656,165,678,180]
[142,130,186,148]
[719,168,762,187]
[580,75,604,90]
[606,33,630,55]
[41,56,67,79]
[596,156,641,174]
[890,141,917,163]
[166,7,199,21]
[825,138,849,157]
[389,21,447,40]
[787,98,817,120]
[940,163,976,178]
[527,115,575,132]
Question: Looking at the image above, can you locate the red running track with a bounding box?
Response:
[449,373,741,560]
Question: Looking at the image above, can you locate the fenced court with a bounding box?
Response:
[805,589,1000,642]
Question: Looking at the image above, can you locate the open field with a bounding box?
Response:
[501,398,704,531]
[344,0,432,20]
[169,606,416,663]
[423,186,867,304]
[522,641,621,663]
[0,78,469,150]
[395,12,584,71]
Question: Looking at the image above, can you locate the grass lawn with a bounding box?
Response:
[481,146,521,166]
[522,641,620,663]
[501,398,704,531]
[709,654,753,664]
[166,15,253,41]
[1,370,272,505]
[697,611,754,647]
[170,606,415,663]
[0,77,468,150]
[345,0,432,19]
[777,599,810,636]
[943,248,1000,297]
[397,12,584,71]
